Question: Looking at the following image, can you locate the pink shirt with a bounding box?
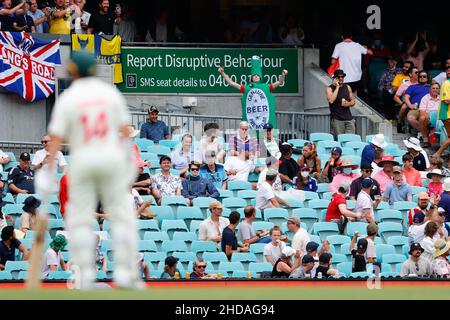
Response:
[373,170,393,194]
[428,182,443,198]
[395,80,413,97]
[329,173,360,193]
[419,94,440,113]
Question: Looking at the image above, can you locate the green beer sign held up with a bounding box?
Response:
[218,56,288,129]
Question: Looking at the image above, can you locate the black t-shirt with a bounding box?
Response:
[328,84,353,121]
[7,166,34,195]
[0,239,21,266]
[315,265,330,278]
[279,157,300,180]
[412,153,427,171]
[221,226,237,260]
[88,12,115,34]
[351,249,367,272]
[13,14,34,31]
[349,177,381,200]
[0,7,15,31]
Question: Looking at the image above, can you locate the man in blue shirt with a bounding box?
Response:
[7,152,34,196]
[383,166,412,205]
[438,179,450,223]
[403,70,430,131]
[199,150,227,190]
[140,106,170,143]
[360,133,387,167]
[182,161,219,205]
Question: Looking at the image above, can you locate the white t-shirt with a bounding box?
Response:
[257,168,282,192]
[32,149,67,170]
[256,182,276,210]
[433,72,447,86]
[291,228,310,252]
[355,190,374,222]
[224,156,254,182]
[264,241,286,263]
[198,216,230,241]
[408,222,428,243]
[331,40,368,83]
[129,189,143,211]
[48,77,130,157]
[0,150,8,172]
[364,237,376,260]
[42,247,62,277]
[420,236,435,263]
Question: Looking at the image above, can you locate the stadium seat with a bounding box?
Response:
[172,231,197,243]
[382,254,407,271]
[2,204,23,218]
[191,241,217,257]
[336,262,352,277]
[346,222,368,237]
[345,141,367,151]
[376,209,403,224]
[161,196,187,207]
[47,271,72,280]
[135,138,154,151]
[253,221,274,232]
[61,251,71,262]
[218,261,244,273]
[322,192,334,201]
[218,189,233,201]
[346,200,356,210]
[137,240,158,253]
[248,262,273,277]
[341,147,356,156]
[161,240,188,254]
[222,197,247,209]
[308,199,330,218]
[143,231,170,251]
[190,220,202,234]
[309,234,322,244]
[375,244,396,261]
[228,180,253,193]
[313,222,339,241]
[232,270,253,278]
[330,253,348,268]
[327,235,351,254]
[144,252,166,270]
[203,252,228,270]
[387,236,409,254]
[192,197,216,218]
[350,272,371,278]
[16,194,40,205]
[236,208,263,221]
[152,206,175,225]
[316,183,330,194]
[140,152,159,164]
[410,186,427,195]
[237,190,258,205]
[317,140,341,152]
[137,219,160,239]
[147,145,171,156]
[310,132,334,143]
[287,139,309,148]
[249,243,266,263]
[380,272,401,278]
[3,161,19,172]
[2,193,15,205]
[159,140,178,149]
[161,220,189,239]
[378,222,404,242]
[263,208,289,225]
[177,205,205,225]
[0,271,13,280]
[292,208,318,233]
[338,134,362,146]
[47,219,65,238]
[231,252,257,270]
[173,251,197,270]
[5,261,29,279]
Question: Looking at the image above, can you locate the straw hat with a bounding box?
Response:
[426,169,445,179]
[336,158,358,170]
[433,239,450,258]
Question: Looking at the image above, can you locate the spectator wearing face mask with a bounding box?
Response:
[329,158,360,193]
[293,164,317,192]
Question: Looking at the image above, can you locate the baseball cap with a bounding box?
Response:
[165,256,179,267]
[319,252,332,264]
[361,177,373,188]
[208,200,224,210]
[306,241,319,253]
[281,246,296,258]
[20,152,30,161]
[339,182,350,192]
[148,106,159,114]
[357,238,368,252]
[263,123,273,130]
[361,163,373,170]
[413,212,425,224]
[302,254,315,264]
[287,216,300,227]
[331,147,342,155]
[393,166,402,174]
[280,143,293,153]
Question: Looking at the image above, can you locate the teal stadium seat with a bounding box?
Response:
[310,133,334,143]
[346,222,368,237]
[387,236,409,254]
[292,208,318,233]
[376,209,403,224]
[317,140,341,152]
[161,240,188,254]
[191,241,217,257]
[287,139,309,148]
[375,244,396,261]
[338,134,362,146]
[249,243,266,263]
[137,240,158,253]
[135,138,154,152]
[161,220,189,239]
[147,145,171,156]
[248,262,272,277]
[263,208,289,225]
[313,222,339,241]
[222,197,247,209]
[252,221,274,232]
[336,262,352,277]
[378,222,404,242]
[203,252,228,270]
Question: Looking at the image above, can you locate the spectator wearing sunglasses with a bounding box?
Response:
[32,134,67,173]
[190,258,216,279]
[394,66,419,133]
[400,242,432,277]
[326,69,356,136]
[182,161,219,206]
[349,163,381,200]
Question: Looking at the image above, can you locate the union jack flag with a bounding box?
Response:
[0,32,61,102]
